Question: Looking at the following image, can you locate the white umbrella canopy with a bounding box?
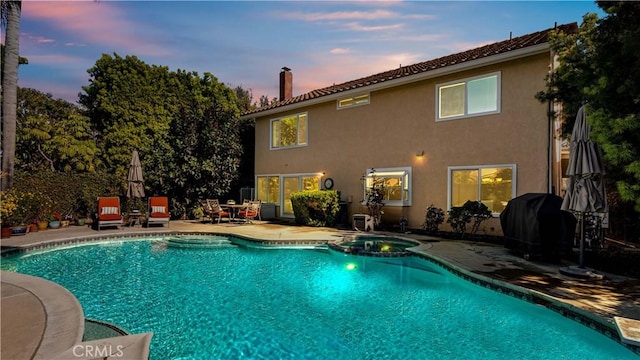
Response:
[560,105,607,276]
[127,150,145,199]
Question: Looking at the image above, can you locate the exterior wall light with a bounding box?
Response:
[416,150,425,158]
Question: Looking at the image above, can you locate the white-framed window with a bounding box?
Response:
[257,173,321,217]
[256,175,280,204]
[282,174,321,216]
[338,94,370,109]
[270,112,308,149]
[447,164,516,214]
[363,167,412,206]
[436,72,500,121]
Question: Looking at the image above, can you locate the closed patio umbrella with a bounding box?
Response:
[127,150,145,199]
[560,105,607,279]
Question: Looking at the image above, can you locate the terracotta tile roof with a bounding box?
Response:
[242,22,577,117]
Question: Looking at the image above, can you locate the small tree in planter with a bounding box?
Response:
[362,168,384,228]
[423,204,445,232]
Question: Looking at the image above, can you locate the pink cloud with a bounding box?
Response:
[25,53,85,67]
[22,1,169,57]
[24,33,56,44]
[329,48,351,55]
[343,22,404,32]
[292,51,424,95]
[275,9,398,22]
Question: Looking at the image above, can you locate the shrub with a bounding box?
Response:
[290,190,341,227]
[13,169,120,219]
[0,191,18,225]
[447,200,492,238]
[423,204,445,232]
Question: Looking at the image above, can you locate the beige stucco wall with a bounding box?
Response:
[254,53,553,235]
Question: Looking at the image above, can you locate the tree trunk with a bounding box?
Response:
[1,0,22,190]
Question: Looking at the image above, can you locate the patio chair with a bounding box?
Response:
[147,196,170,227]
[200,199,213,222]
[238,200,261,223]
[207,199,230,224]
[96,196,123,230]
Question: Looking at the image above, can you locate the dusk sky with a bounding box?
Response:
[13,0,603,104]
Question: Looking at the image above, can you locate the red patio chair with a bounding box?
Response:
[207,199,230,224]
[147,196,170,227]
[96,197,123,230]
[238,200,261,223]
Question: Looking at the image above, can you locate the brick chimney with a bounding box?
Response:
[279,67,292,101]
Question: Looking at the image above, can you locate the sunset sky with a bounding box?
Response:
[13,0,602,104]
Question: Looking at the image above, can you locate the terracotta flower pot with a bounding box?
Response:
[1,226,12,238]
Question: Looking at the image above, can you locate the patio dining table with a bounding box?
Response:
[220,203,249,223]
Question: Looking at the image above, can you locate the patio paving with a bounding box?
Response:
[1,220,639,359]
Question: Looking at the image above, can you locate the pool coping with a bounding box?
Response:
[1,271,85,360]
[2,229,639,357]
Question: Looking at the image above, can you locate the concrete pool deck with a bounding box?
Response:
[1,220,639,358]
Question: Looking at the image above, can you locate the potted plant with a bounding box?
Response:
[0,190,17,238]
[28,218,40,233]
[75,214,86,226]
[5,190,43,236]
[48,211,62,229]
[61,213,73,228]
[361,168,385,229]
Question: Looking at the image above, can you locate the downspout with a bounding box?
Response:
[547,99,554,194]
[547,41,557,195]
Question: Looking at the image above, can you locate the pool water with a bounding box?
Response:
[1,238,636,360]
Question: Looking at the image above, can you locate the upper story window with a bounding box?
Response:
[436,72,500,121]
[363,167,412,206]
[448,164,516,214]
[271,113,308,149]
[338,94,370,109]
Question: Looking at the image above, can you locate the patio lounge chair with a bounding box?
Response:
[238,200,261,223]
[97,196,123,230]
[147,196,170,227]
[200,199,213,221]
[207,199,230,224]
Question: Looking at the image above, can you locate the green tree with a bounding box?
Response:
[258,94,277,107]
[1,0,22,190]
[16,88,100,172]
[231,86,255,198]
[233,85,255,113]
[167,70,243,213]
[79,53,174,192]
[538,1,640,210]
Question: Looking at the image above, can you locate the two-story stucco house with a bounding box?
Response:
[240,23,576,235]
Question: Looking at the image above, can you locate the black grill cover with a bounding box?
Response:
[500,193,576,262]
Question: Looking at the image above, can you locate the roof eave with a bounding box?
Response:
[240,42,550,120]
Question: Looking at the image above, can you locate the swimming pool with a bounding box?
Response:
[1,236,636,359]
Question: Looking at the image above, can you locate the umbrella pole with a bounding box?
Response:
[579,214,585,268]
